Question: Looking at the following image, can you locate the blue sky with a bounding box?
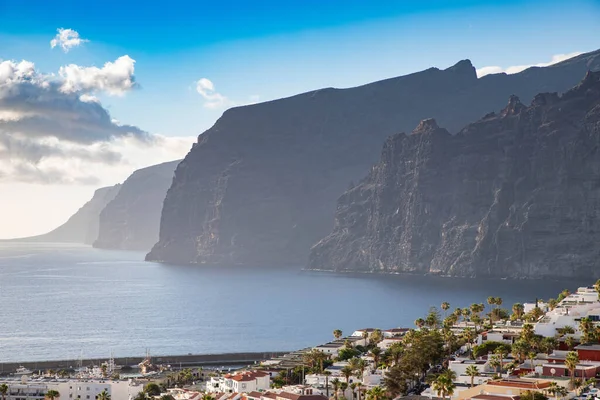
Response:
[2,0,600,137]
[1,0,600,237]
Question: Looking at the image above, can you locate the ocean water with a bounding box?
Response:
[0,242,591,362]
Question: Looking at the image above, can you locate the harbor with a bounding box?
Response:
[0,351,289,375]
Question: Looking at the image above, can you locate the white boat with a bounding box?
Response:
[15,366,33,375]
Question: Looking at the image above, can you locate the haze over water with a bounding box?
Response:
[0,243,590,362]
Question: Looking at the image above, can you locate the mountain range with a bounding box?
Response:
[146,49,600,270]
[16,48,600,279]
[10,161,179,250]
[309,70,600,278]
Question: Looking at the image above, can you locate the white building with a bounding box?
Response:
[351,329,376,337]
[206,371,270,394]
[534,286,600,338]
[378,337,404,350]
[382,328,409,338]
[449,360,494,386]
[0,379,143,400]
[313,343,344,357]
[524,302,549,314]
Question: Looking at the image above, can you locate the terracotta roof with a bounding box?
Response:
[261,393,278,400]
[247,392,263,399]
[384,328,410,332]
[229,371,270,382]
[488,379,552,389]
[274,392,328,400]
[472,395,520,400]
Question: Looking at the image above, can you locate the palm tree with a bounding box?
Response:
[340,382,349,396]
[547,382,560,398]
[580,317,595,344]
[369,347,382,369]
[495,346,508,372]
[323,370,332,398]
[462,327,476,355]
[350,383,358,400]
[356,358,367,379]
[441,302,450,317]
[97,390,111,400]
[465,365,479,388]
[134,393,149,400]
[366,386,386,400]
[414,318,425,329]
[201,396,214,400]
[0,384,7,400]
[331,378,341,400]
[566,351,579,386]
[488,355,501,373]
[431,371,456,400]
[357,384,366,400]
[341,365,354,383]
[565,336,575,350]
[361,330,369,346]
[528,351,537,375]
[512,303,525,320]
[573,378,584,395]
[557,387,568,400]
[45,390,60,400]
[334,329,343,340]
[495,297,503,308]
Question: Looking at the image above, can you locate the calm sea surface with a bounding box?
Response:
[0,242,591,362]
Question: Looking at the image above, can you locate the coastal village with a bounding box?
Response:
[4,284,600,400]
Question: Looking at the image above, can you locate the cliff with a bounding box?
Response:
[147,49,600,266]
[93,160,180,251]
[10,185,121,244]
[308,71,600,278]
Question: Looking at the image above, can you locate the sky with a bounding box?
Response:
[0,0,599,238]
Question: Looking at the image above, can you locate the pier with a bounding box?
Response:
[0,351,290,373]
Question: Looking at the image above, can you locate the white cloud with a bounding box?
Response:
[196,78,260,109]
[59,55,137,96]
[0,56,175,185]
[196,78,235,109]
[476,52,583,78]
[50,28,88,53]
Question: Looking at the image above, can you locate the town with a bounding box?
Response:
[3,284,600,400]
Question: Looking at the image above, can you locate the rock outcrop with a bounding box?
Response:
[308,71,600,278]
[10,185,121,244]
[93,160,180,251]
[147,49,600,266]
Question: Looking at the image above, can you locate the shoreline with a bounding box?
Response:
[302,267,587,282]
[0,351,290,373]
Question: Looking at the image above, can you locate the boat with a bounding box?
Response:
[15,366,33,375]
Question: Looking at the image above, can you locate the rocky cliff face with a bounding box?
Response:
[11,185,121,244]
[309,71,600,278]
[93,160,180,251]
[147,49,600,266]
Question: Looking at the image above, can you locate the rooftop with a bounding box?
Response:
[488,379,552,389]
[575,344,600,351]
[471,395,520,400]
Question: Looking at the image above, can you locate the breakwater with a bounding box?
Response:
[0,351,289,373]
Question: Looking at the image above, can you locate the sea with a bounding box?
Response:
[0,242,592,363]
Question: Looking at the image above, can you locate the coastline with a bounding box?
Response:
[0,351,290,373]
[302,267,586,282]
